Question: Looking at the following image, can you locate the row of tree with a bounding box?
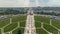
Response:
[34,11,60,16]
[0,9,27,15]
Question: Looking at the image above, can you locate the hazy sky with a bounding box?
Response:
[0,0,60,7]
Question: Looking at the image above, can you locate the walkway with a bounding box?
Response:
[24,14,36,34]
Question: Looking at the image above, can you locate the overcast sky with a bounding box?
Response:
[0,0,60,7]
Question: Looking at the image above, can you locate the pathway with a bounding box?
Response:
[24,14,36,34]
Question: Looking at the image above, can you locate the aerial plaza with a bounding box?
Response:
[0,0,60,34]
[0,8,60,34]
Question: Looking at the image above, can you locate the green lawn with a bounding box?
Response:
[12,28,24,34]
[4,23,18,32]
[52,20,60,29]
[12,28,19,34]
[36,28,48,34]
[5,33,9,34]
[35,16,49,34]
[12,16,26,22]
[43,24,58,34]
[0,19,10,28]
[35,21,41,28]
[0,29,1,34]
[20,21,26,27]
[19,28,24,34]
[35,16,60,34]
[35,16,50,24]
[0,16,26,34]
